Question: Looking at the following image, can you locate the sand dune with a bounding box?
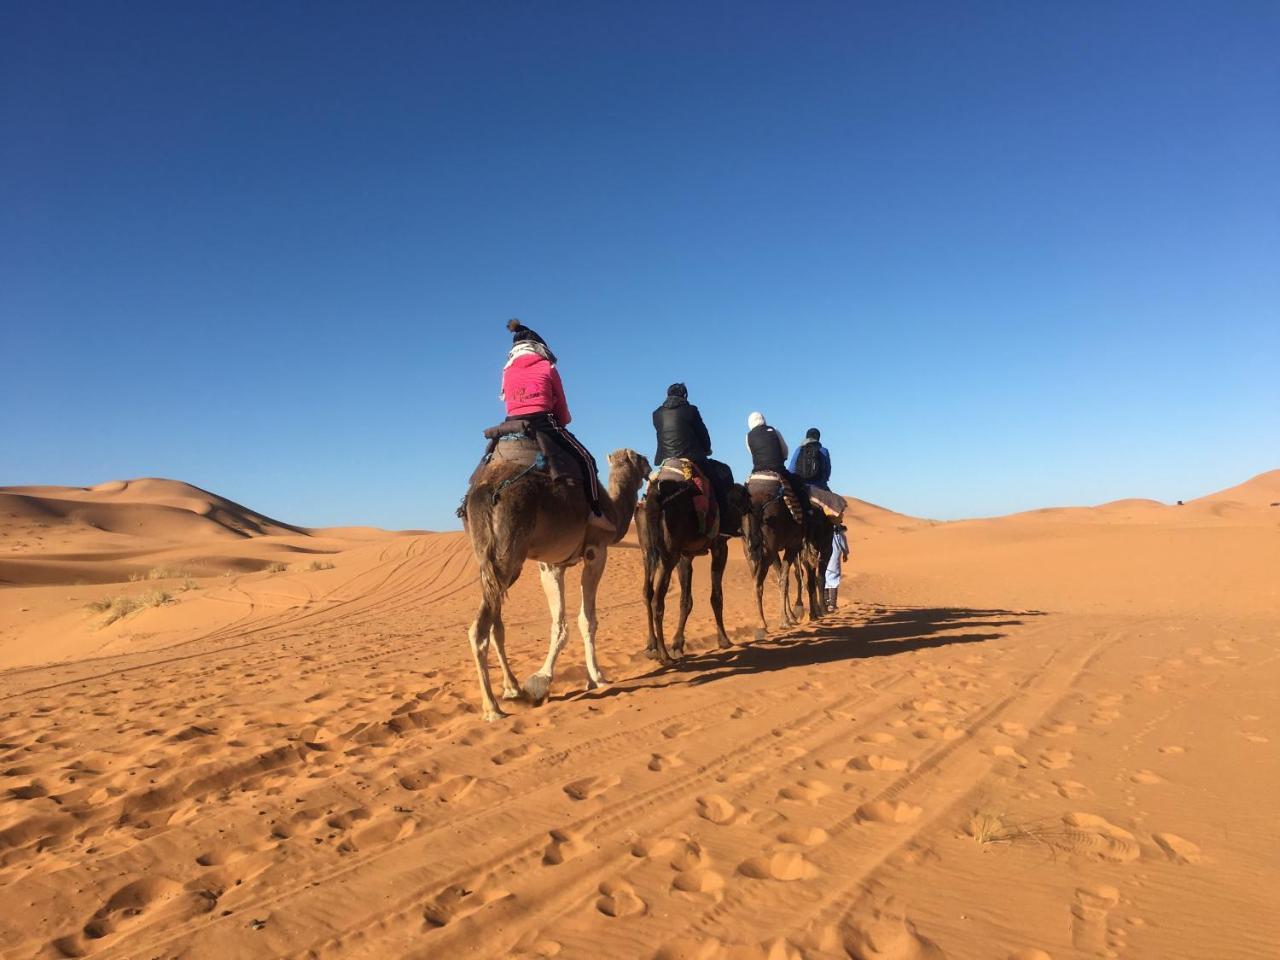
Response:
[0,471,1276,959]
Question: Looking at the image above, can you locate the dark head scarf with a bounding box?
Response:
[667,382,688,399]
[805,427,821,441]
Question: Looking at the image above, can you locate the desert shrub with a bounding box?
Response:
[308,560,335,571]
[265,561,288,573]
[130,566,190,582]
[87,589,173,625]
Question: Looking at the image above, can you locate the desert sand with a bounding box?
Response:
[1,472,1277,959]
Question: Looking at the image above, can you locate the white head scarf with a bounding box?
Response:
[747,411,766,430]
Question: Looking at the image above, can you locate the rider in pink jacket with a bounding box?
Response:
[499,320,608,527]
[502,351,571,423]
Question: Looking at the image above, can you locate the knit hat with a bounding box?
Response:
[506,319,557,363]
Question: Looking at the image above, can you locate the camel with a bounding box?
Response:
[636,465,748,665]
[462,445,650,721]
[790,510,835,617]
[742,480,824,630]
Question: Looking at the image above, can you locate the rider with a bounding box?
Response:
[789,427,832,491]
[500,319,611,530]
[745,412,809,513]
[651,383,732,524]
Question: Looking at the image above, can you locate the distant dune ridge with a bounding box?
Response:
[0,468,1276,958]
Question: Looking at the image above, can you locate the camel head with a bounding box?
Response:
[606,448,651,491]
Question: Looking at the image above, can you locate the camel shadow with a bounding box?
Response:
[567,606,1047,703]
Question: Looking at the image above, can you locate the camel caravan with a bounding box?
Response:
[460,321,847,720]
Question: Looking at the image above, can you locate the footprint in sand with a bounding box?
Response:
[1039,750,1073,770]
[857,800,923,825]
[671,868,726,896]
[542,828,589,865]
[562,774,620,802]
[436,774,507,804]
[695,794,738,824]
[913,723,964,741]
[1071,884,1120,954]
[848,754,909,772]
[595,879,646,917]
[858,732,896,744]
[777,827,829,846]
[1129,770,1163,785]
[661,723,688,740]
[491,742,542,766]
[738,850,819,881]
[997,721,1028,737]
[1159,745,1186,755]
[838,896,943,960]
[777,780,833,804]
[1007,949,1053,960]
[632,835,707,871]
[647,752,684,772]
[1039,721,1077,738]
[988,745,1029,766]
[1062,813,1141,862]
[76,877,189,943]
[1153,833,1201,864]
[398,768,441,791]
[1054,780,1091,800]
[423,882,513,927]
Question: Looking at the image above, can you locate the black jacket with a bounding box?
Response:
[747,423,787,472]
[653,397,712,464]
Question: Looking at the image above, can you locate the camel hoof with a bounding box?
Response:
[587,674,611,690]
[717,636,733,649]
[483,706,508,722]
[524,673,551,705]
[754,627,767,641]
[644,646,659,661]
[501,687,523,701]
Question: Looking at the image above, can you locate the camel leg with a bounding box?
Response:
[643,543,660,660]
[649,558,676,666]
[709,537,732,648]
[671,555,694,657]
[806,554,824,621]
[777,555,796,628]
[468,600,506,722]
[525,563,569,705]
[578,546,609,689]
[490,617,521,700]
[753,554,770,632]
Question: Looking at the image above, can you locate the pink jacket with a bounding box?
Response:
[502,354,571,424]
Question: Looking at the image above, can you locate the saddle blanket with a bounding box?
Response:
[746,471,846,519]
[648,458,719,537]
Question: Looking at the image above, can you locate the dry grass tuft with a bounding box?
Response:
[86,589,174,625]
[308,560,335,571]
[265,561,288,574]
[965,808,1067,850]
[130,566,190,582]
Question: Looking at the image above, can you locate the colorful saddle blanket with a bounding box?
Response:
[649,458,719,538]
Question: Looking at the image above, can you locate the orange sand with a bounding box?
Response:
[1,473,1277,959]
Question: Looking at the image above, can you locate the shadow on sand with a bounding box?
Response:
[566,605,1048,703]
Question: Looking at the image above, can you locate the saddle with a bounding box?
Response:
[747,471,847,521]
[745,471,803,523]
[647,458,720,538]
[468,419,579,488]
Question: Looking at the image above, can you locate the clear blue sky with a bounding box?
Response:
[3,2,1277,529]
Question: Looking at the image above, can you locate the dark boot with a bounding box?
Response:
[829,587,839,611]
